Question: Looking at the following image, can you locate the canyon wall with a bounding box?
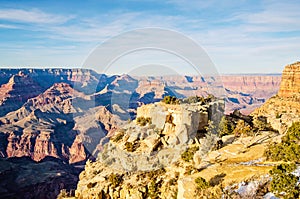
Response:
[252,62,300,133]
[278,62,300,98]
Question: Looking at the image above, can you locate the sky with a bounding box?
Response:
[0,0,299,74]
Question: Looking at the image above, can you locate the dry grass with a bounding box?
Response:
[192,136,275,187]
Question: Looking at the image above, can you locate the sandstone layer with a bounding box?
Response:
[73,99,279,199]
[278,62,300,98]
[252,61,300,133]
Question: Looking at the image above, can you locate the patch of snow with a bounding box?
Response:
[291,165,300,185]
[264,192,279,199]
[236,181,259,197]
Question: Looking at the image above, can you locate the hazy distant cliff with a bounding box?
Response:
[0,68,281,164]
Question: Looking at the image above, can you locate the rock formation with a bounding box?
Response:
[0,82,121,164]
[278,62,300,98]
[0,69,281,117]
[252,61,300,133]
[73,97,279,199]
[0,72,42,116]
[0,68,283,198]
[74,98,225,198]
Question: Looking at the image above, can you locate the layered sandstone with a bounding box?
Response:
[0,72,42,116]
[0,83,117,164]
[73,99,278,199]
[252,61,300,133]
[278,62,300,98]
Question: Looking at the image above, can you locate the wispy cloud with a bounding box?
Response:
[0,8,74,24]
[0,1,299,73]
[0,24,18,29]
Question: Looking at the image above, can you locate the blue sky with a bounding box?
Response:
[0,0,299,74]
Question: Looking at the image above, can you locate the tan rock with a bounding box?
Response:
[278,62,300,98]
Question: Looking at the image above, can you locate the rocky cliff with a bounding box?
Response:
[0,69,282,198]
[252,62,300,133]
[0,72,42,117]
[0,82,122,164]
[74,98,224,198]
[278,62,300,98]
[73,97,279,199]
[135,75,281,114]
[0,69,281,117]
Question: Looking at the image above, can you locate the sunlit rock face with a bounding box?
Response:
[252,61,300,133]
[278,62,300,98]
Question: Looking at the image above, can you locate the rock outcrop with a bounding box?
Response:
[73,99,279,199]
[252,61,300,133]
[278,62,300,98]
[73,98,226,198]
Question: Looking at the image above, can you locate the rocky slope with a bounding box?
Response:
[73,98,279,199]
[0,72,43,117]
[0,69,282,198]
[252,62,300,133]
[0,82,122,164]
[0,68,104,94]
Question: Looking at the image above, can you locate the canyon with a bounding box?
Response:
[72,62,300,199]
[0,68,282,198]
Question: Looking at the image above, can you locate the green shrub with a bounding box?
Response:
[265,122,300,162]
[253,116,273,131]
[269,163,299,199]
[125,142,138,152]
[108,173,123,188]
[162,95,179,105]
[181,146,199,162]
[148,180,160,199]
[136,116,152,126]
[218,116,234,137]
[181,95,216,104]
[112,131,125,142]
[195,177,209,190]
[146,168,166,179]
[232,120,253,137]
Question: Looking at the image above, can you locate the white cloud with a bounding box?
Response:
[0,24,18,29]
[1,2,299,73]
[0,9,74,24]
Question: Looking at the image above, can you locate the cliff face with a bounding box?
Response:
[252,62,300,133]
[278,62,300,98]
[74,99,225,198]
[74,99,277,199]
[135,75,281,114]
[0,82,122,164]
[0,73,43,116]
[0,68,104,94]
